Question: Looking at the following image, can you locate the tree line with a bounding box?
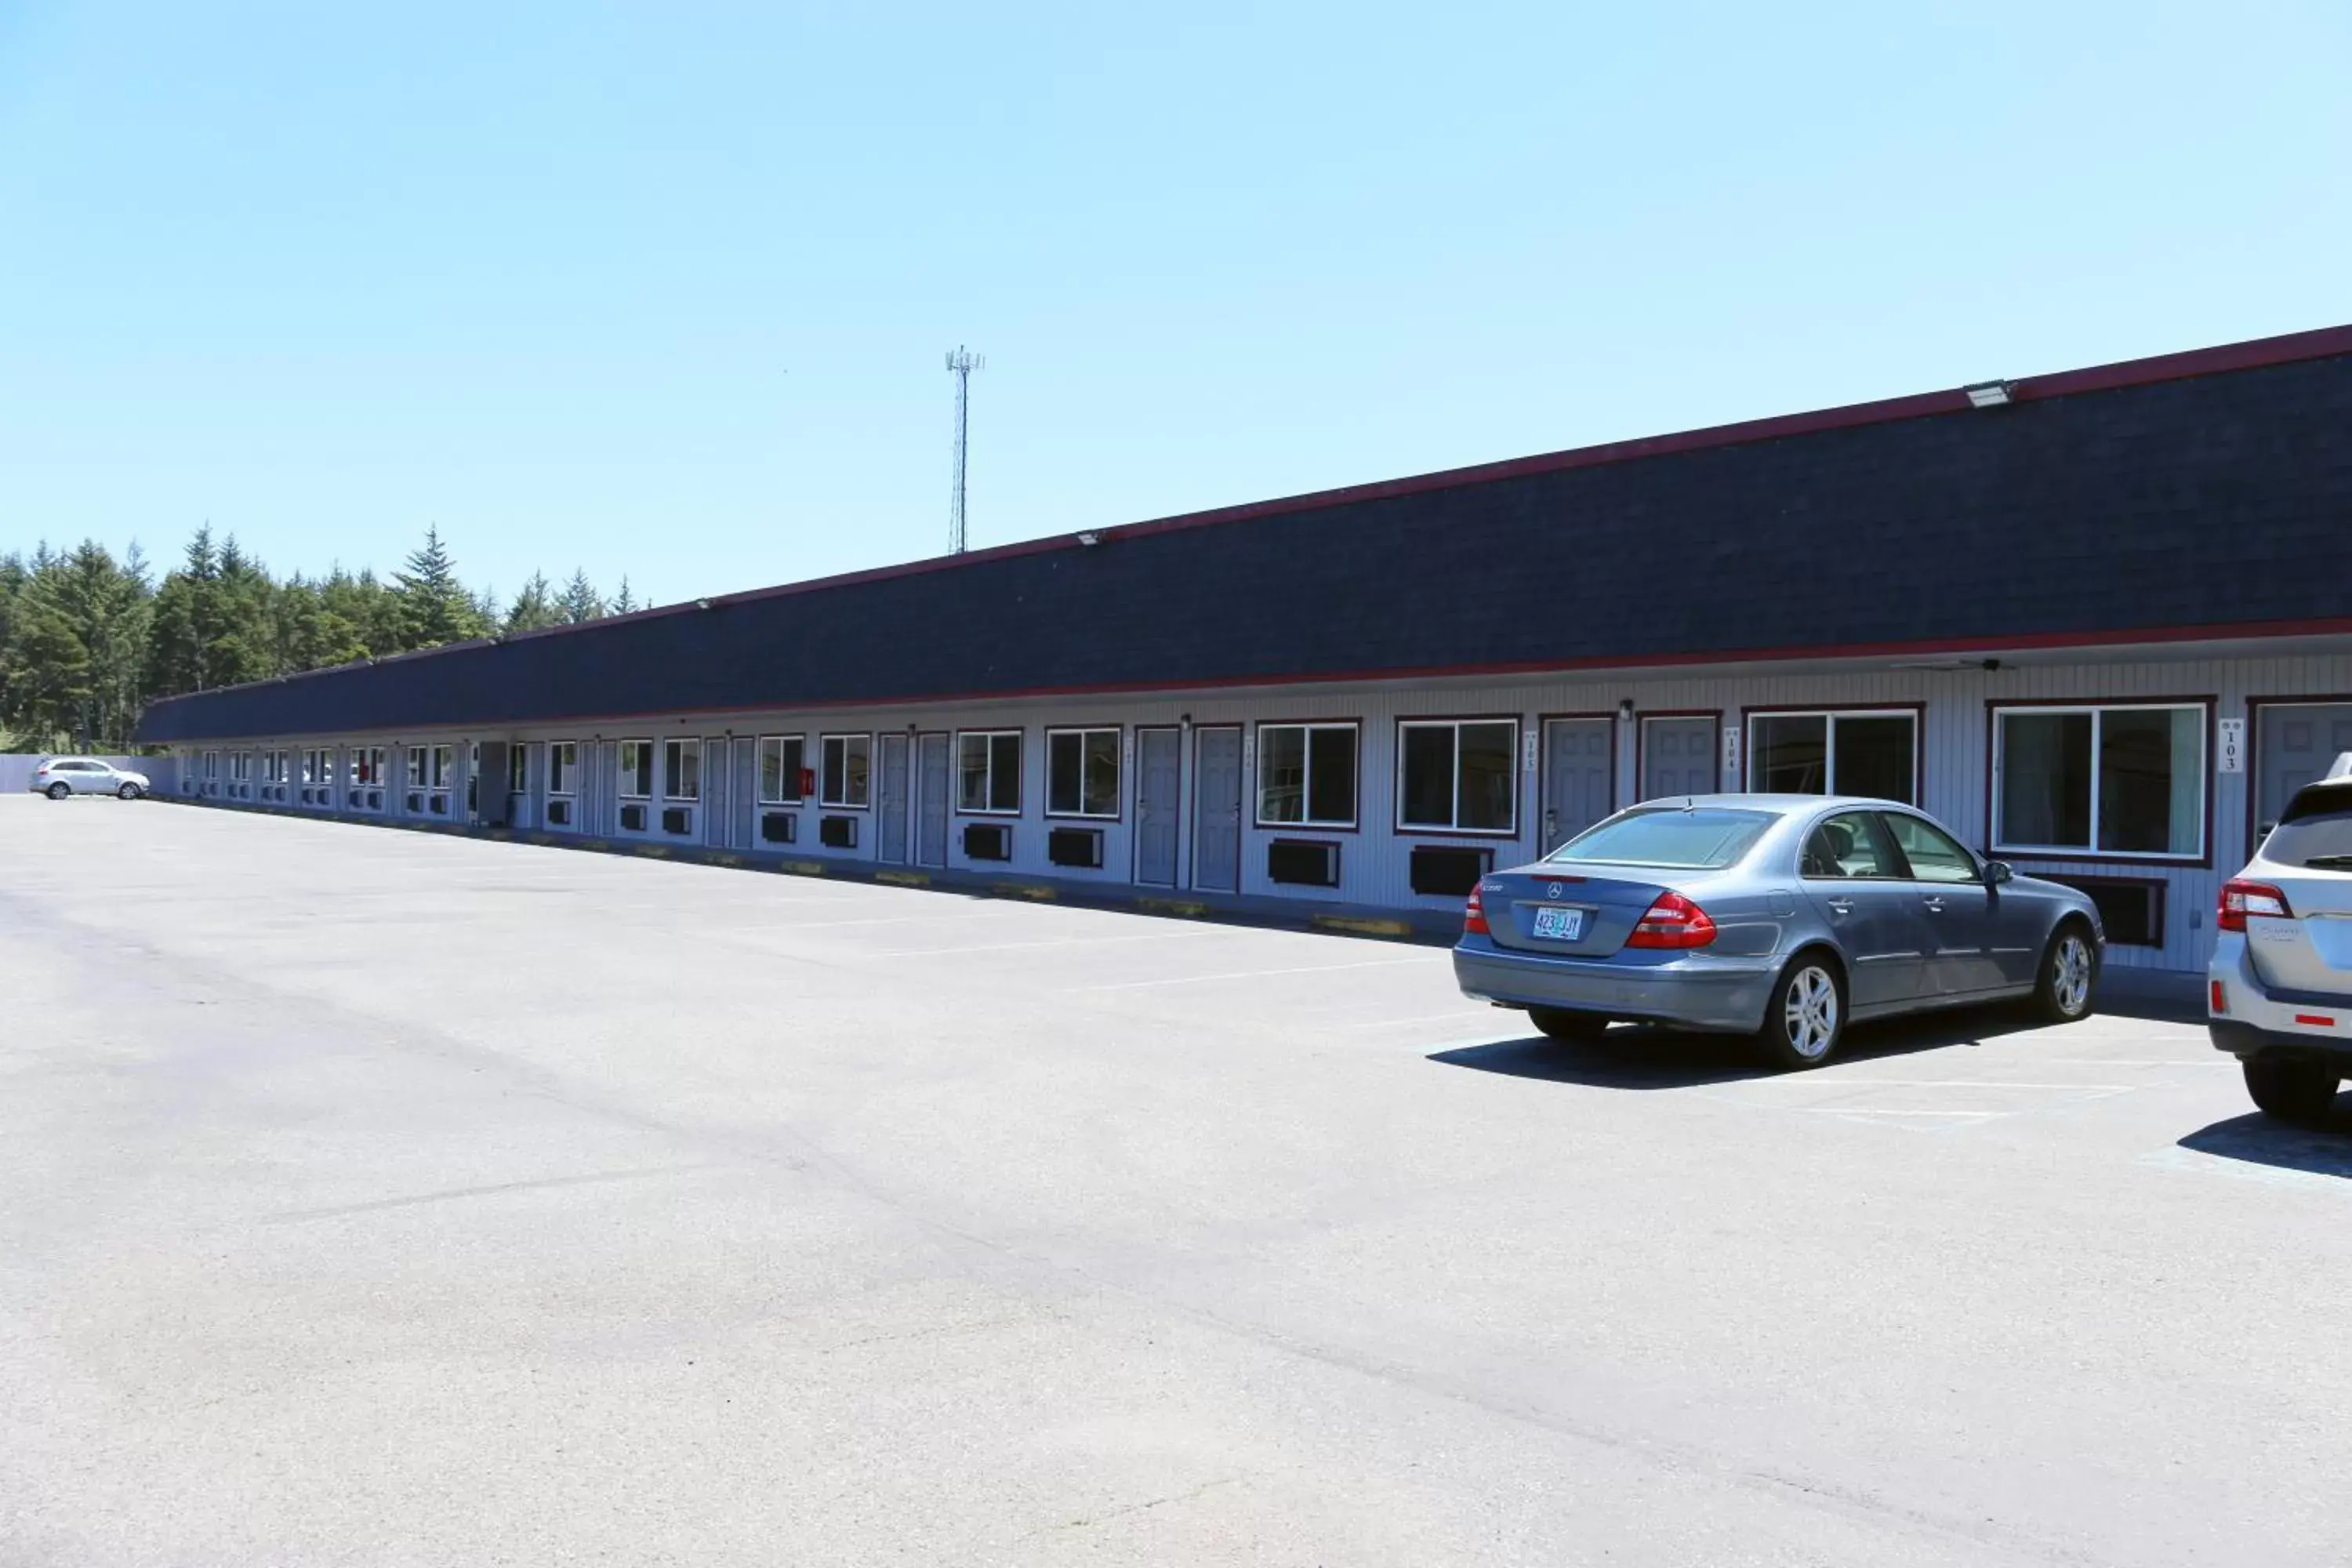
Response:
[0,525,637,752]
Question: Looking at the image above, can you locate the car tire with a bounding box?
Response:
[1528,1007,1611,1045]
[1758,953,1845,1071]
[2030,920,2099,1024]
[117,782,142,800]
[45,782,70,800]
[2243,1056,2340,1127]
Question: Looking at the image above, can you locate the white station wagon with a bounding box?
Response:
[2210,751,2352,1124]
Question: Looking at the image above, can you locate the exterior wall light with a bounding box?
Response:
[1964,380,2013,408]
[1076,532,1101,546]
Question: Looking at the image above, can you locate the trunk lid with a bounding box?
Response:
[1481,866,1670,958]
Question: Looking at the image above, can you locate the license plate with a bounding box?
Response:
[1530,905,1585,942]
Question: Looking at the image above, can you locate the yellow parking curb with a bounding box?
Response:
[779,859,827,877]
[876,869,930,887]
[991,882,1056,901]
[1311,915,1414,939]
[1138,896,1210,919]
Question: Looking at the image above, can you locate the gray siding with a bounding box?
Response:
[181,644,2352,973]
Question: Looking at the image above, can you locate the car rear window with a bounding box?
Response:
[2265,799,2352,871]
[1545,808,1775,870]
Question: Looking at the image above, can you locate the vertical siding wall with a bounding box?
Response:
[198,647,2352,972]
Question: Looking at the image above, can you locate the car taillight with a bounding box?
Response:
[1463,883,1490,936]
[1624,891,1717,949]
[2217,879,2293,933]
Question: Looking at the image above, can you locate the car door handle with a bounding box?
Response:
[1825,898,1853,915]
[1922,896,1945,913]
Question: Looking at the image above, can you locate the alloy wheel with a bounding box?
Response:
[2052,934,2092,1017]
[1784,966,1839,1059]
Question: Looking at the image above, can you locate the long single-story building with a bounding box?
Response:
[136,324,2352,975]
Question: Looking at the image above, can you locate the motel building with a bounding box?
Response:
[137,324,2352,981]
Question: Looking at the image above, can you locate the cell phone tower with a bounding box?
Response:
[946,346,984,554]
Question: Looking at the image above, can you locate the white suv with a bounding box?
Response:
[29,757,151,800]
[2210,751,2352,1124]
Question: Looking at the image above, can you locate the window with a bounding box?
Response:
[548,742,577,796]
[663,739,699,801]
[821,735,871,808]
[758,735,804,804]
[1994,704,2205,858]
[1748,710,1916,803]
[508,746,528,794]
[1047,728,1120,818]
[1800,811,1901,879]
[430,745,453,789]
[958,731,1023,814]
[354,747,383,786]
[1879,812,1979,884]
[1398,719,1516,833]
[1258,722,1357,827]
[261,750,286,784]
[619,740,654,800]
[406,746,427,788]
[1552,807,1774,870]
[203,751,218,780]
[230,752,252,782]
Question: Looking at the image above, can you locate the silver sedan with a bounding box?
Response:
[1453,795,2103,1069]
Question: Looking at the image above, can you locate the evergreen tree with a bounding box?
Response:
[506,572,563,633]
[611,576,639,615]
[393,526,487,650]
[557,569,604,624]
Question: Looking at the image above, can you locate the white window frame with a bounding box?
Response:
[547,741,578,797]
[662,738,700,802]
[820,733,872,809]
[1744,708,1920,804]
[430,744,453,790]
[957,729,1025,815]
[1255,721,1359,829]
[230,751,252,783]
[1044,727,1122,820]
[1991,701,2209,861]
[203,750,219,781]
[1395,717,1520,835]
[757,735,804,805]
[618,739,655,800]
[508,744,530,796]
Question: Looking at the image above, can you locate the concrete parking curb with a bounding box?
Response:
[153,794,1463,946]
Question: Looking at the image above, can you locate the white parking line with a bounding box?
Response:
[870,928,1236,956]
[1061,956,1439,992]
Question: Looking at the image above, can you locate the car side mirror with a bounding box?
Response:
[1983,859,2014,887]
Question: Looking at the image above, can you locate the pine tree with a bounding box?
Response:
[394,526,487,650]
[506,572,563,633]
[557,570,604,624]
[611,576,639,615]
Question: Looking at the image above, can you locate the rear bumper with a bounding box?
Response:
[1453,942,1779,1033]
[2208,938,2352,1068]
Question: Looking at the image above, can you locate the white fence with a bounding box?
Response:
[0,754,175,794]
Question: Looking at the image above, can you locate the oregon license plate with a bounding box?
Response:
[1530,905,1585,942]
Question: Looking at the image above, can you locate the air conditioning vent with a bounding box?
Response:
[964,822,1012,862]
[1267,839,1340,887]
[1047,826,1104,868]
[820,815,858,849]
[760,811,796,844]
[546,799,572,826]
[1410,844,1491,898]
[619,803,647,832]
[662,807,691,836]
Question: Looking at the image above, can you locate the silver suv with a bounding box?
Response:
[2209,751,2352,1123]
[29,757,151,800]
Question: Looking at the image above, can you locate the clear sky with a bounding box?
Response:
[2,2,2346,608]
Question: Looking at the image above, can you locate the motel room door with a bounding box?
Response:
[1192,725,1242,894]
[916,733,950,869]
[1541,717,1613,854]
[877,734,910,864]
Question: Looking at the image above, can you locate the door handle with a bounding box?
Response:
[1922,896,1945,913]
[1826,898,1853,915]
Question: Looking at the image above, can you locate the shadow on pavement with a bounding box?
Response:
[1429,1000,2053,1091]
[2177,1105,2352,1178]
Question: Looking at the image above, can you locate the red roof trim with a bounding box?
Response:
[162,615,2352,737]
[140,321,2352,710]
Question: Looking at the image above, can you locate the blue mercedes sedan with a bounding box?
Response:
[1453,796,2104,1069]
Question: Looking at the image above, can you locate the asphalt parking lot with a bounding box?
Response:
[4,797,2349,1567]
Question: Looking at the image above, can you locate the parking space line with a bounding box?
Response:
[1060,956,1439,992]
[869,928,1238,957]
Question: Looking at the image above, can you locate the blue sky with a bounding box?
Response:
[2,2,2346,608]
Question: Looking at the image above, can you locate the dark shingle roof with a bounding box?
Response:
[136,328,2352,743]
